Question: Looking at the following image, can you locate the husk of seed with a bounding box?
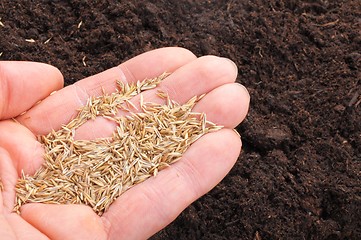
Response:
[14,73,223,216]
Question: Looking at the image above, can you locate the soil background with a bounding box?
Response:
[1,1,360,239]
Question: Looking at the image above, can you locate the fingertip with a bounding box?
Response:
[236,82,250,102]
[192,83,250,128]
[196,56,238,82]
[222,57,238,75]
[209,128,242,165]
[157,55,239,105]
[35,62,64,90]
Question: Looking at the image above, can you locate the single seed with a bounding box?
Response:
[44,37,52,44]
[82,56,87,67]
[25,38,36,43]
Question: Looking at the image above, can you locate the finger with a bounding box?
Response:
[73,56,238,139]
[191,83,250,128]
[6,213,49,240]
[17,47,197,135]
[20,204,108,240]
[102,129,241,240]
[0,121,43,177]
[0,61,63,119]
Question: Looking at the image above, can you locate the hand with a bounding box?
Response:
[0,47,250,239]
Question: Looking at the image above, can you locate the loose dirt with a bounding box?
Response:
[1,1,360,239]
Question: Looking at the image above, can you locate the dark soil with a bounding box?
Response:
[1,1,360,239]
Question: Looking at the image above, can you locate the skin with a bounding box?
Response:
[0,47,250,240]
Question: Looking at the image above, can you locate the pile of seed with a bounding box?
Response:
[14,74,222,215]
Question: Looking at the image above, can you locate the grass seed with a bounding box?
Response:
[14,74,222,216]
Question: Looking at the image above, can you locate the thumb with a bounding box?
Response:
[0,61,64,119]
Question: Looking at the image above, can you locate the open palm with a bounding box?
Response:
[0,47,249,240]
